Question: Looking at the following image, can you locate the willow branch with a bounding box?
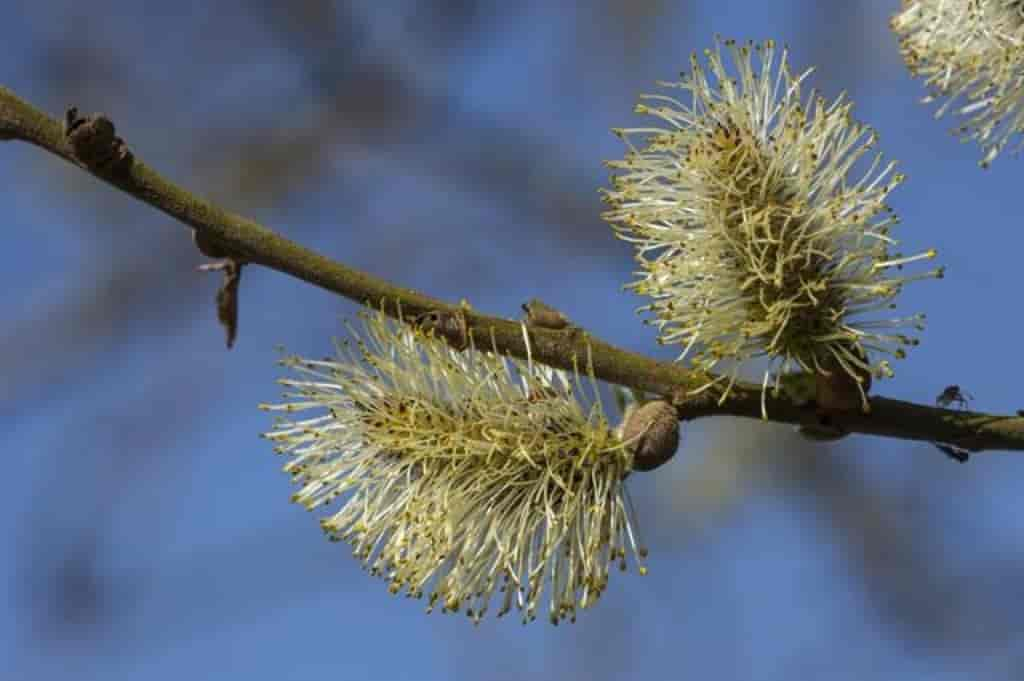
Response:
[2,84,1022,454]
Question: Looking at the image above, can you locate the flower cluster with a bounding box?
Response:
[262,311,646,624]
[892,0,1024,167]
[603,38,942,409]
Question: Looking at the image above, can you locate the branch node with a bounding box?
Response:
[192,228,230,259]
[522,299,571,330]
[815,352,873,415]
[63,107,134,176]
[413,309,469,352]
[668,383,719,416]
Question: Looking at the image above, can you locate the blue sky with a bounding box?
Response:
[3,2,1024,680]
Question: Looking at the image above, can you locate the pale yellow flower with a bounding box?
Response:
[892,0,1024,166]
[603,38,942,411]
[261,311,646,624]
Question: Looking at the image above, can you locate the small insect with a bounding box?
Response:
[936,385,973,410]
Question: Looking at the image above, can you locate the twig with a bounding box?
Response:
[3,84,1024,453]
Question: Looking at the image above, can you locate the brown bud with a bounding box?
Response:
[618,400,680,472]
[522,299,570,330]
[193,229,230,259]
[63,108,133,174]
[414,309,469,351]
[815,349,873,414]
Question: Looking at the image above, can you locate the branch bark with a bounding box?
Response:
[3,84,1022,453]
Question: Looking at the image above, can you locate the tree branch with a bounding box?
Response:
[3,84,1022,453]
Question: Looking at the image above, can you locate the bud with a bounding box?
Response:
[413,308,469,351]
[617,400,680,472]
[522,299,571,330]
[814,346,874,414]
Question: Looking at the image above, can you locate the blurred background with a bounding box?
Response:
[3,1,1024,679]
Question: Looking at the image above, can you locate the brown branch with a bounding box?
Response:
[3,83,1023,453]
